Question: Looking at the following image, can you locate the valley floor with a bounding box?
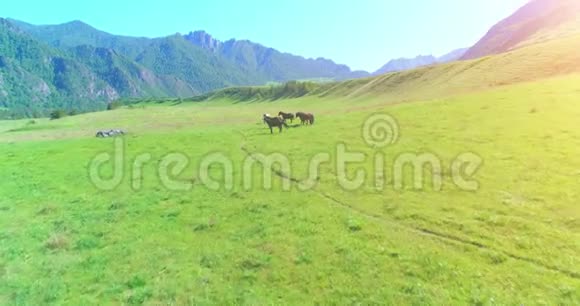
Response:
[1,75,579,304]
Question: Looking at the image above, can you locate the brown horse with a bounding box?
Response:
[278,111,295,123]
[263,114,289,134]
[295,112,315,125]
[263,113,272,124]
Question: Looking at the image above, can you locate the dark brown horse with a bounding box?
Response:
[263,114,288,134]
[295,112,315,125]
[278,111,295,123]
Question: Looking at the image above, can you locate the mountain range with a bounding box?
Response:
[200,0,580,103]
[374,0,580,74]
[0,18,369,117]
[373,48,468,75]
[2,0,579,118]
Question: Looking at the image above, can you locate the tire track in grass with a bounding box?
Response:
[238,133,579,279]
[316,191,580,279]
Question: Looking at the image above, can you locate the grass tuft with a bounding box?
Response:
[44,234,69,251]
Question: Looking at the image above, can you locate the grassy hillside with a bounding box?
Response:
[1,73,579,304]
[463,0,580,59]
[0,19,117,117]
[0,19,197,118]
[196,32,580,106]
[2,19,369,116]
[1,2,580,303]
[134,35,268,94]
[71,45,198,98]
[7,19,152,59]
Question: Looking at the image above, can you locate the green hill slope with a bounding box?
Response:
[199,30,580,105]
[0,19,116,117]
[0,19,204,118]
[2,2,580,303]
[134,35,269,93]
[192,0,580,105]
[462,0,580,59]
[70,45,196,97]
[1,19,372,117]
[1,73,579,304]
[12,20,368,90]
[8,19,152,59]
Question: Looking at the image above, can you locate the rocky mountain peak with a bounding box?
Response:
[183,30,222,52]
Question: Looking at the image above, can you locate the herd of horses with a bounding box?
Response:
[95,112,312,138]
[262,111,315,134]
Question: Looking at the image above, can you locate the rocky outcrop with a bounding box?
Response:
[184,31,222,52]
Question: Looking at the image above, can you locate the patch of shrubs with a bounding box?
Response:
[49,109,67,120]
[107,101,123,110]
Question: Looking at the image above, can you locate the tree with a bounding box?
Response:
[49,109,67,120]
[107,101,122,110]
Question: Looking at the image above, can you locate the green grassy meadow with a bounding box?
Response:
[1,74,580,304]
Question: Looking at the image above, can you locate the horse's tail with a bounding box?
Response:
[283,120,289,128]
[311,114,315,125]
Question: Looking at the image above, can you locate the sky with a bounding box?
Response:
[2,0,529,72]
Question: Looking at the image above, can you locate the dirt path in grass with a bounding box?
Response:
[238,131,580,279]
